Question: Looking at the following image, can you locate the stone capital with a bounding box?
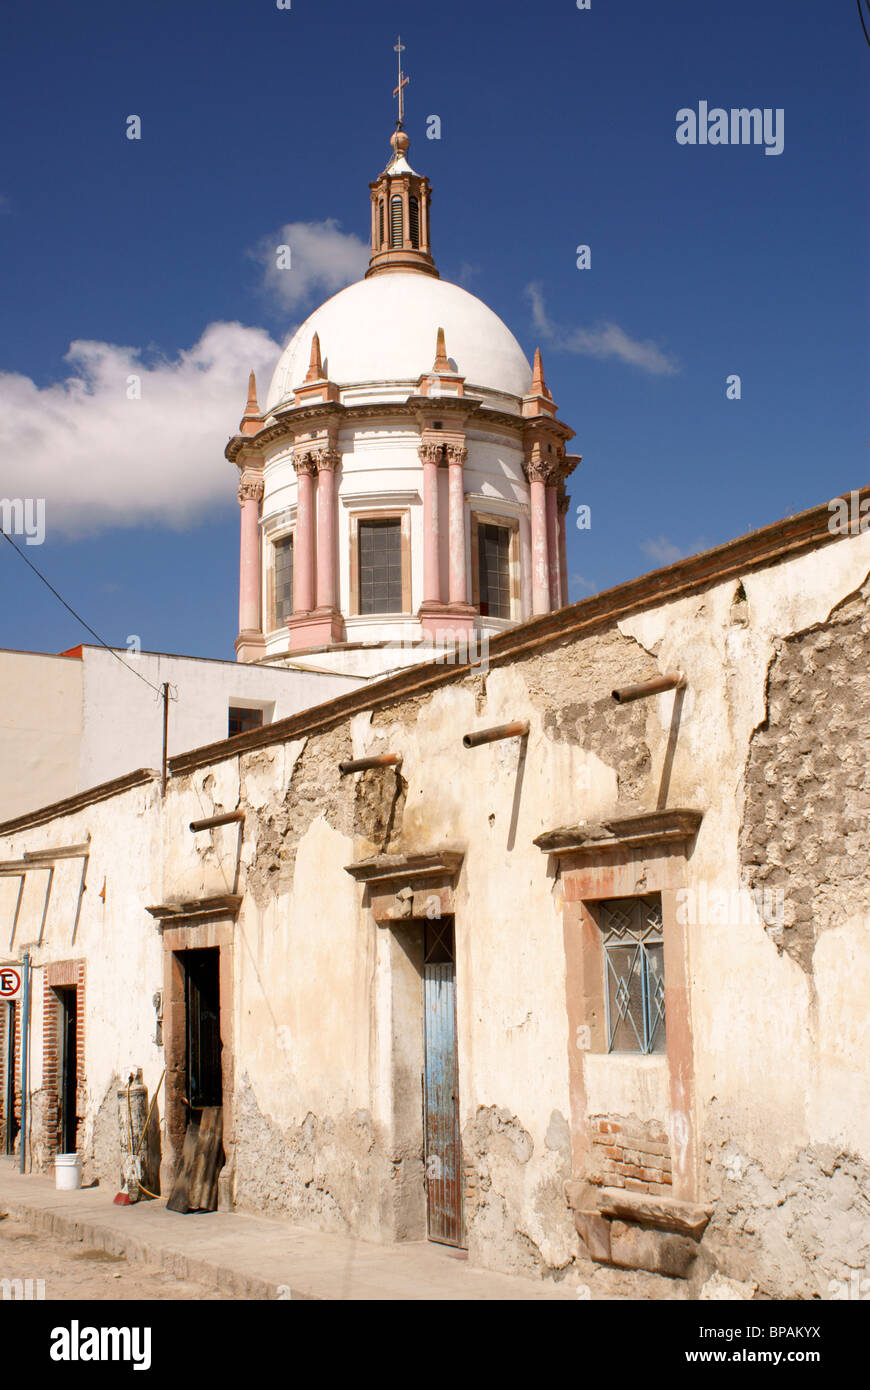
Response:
[313,448,341,473]
[238,477,264,504]
[445,444,468,467]
[418,442,445,466]
[526,458,554,485]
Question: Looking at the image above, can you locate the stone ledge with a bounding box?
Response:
[595,1187,713,1237]
[344,850,464,889]
[535,808,703,858]
[567,1180,713,1278]
[145,895,243,924]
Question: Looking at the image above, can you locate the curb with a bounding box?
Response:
[1,1196,318,1301]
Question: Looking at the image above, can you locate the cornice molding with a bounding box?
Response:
[344,850,464,889]
[226,396,545,464]
[533,809,704,859]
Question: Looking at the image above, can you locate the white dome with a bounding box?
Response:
[265,273,532,410]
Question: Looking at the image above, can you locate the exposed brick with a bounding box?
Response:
[618,1164,645,1180]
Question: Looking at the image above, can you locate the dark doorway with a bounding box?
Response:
[422,917,463,1247]
[183,950,222,1111]
[3,1002,17,1155]
[56,988,78,1154]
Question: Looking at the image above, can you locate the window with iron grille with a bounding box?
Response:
[390,195,404,248]
[478,522,511,619]
[378,200,385,247]
[598,896,666,1054]
[359,519,402,614]
[272,534,293,627]
[409,196,420,248]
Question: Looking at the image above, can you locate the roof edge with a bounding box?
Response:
[0,487,865,831]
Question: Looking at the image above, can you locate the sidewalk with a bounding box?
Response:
[0,1160,576,1301]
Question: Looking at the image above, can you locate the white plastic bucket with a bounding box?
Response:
[55,1153,82,1191]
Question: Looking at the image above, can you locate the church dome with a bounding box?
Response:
[265,272,533,411]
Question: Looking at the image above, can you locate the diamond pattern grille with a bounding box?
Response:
[599,896,666,1055]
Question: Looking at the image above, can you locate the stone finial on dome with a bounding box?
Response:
[240,369,261,436]
[416,325,465,399]
[305,333,324,384]
[433,327,450,373]
[293,332,340,407]
[523,347,558,421]
[532,348,552,401]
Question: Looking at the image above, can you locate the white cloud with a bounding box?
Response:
[252,218,369,311]
[526,283,680,376]
[641,534,712,567]
[0,322,281,537]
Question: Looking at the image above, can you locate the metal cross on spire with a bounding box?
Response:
[393,35,409,128]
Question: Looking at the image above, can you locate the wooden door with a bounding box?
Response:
[423,918,463,1246]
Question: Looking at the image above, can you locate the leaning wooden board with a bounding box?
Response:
[166,1107,225,1214]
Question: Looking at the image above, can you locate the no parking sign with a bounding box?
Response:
[0,963,23,1001]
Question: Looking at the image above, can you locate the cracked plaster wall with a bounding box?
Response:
[1,531,869,1292]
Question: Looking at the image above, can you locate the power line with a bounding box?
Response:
[1,526,167,697]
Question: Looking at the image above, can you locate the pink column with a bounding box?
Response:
[315,450,339,611]
[238,476,263,633]
[420,446,442,605]
[447,446,468,605]
[529,462,551,616]
[558,494,569,607]
[294,459,316,613]
[546,483,561,609]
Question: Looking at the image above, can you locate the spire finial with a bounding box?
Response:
[305,332,323,384]
[532,347,550,398]
[433,327,450,373]
[245,370,259,415]
[393,35,409,129]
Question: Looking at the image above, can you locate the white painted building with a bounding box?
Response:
[0,645,362,823]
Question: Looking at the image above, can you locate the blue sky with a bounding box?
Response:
[0,0,867,658]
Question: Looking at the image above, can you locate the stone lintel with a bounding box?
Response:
[145,894,243,925]
[534,808,703,858]
[344,850,463,889]
[345,850,463,924]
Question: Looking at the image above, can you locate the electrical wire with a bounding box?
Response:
[1,526,166,697]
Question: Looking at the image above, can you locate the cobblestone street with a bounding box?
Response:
[0,1213,231,1301]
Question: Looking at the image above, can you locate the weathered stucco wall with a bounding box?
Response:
[0,651,82,821]
[1,528,867,1296]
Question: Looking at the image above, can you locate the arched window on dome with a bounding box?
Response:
[409,196,420,249]
[390,195,403,248]
[378,200,385,248]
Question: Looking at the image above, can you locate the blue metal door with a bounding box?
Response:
[423,918,463,1246]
